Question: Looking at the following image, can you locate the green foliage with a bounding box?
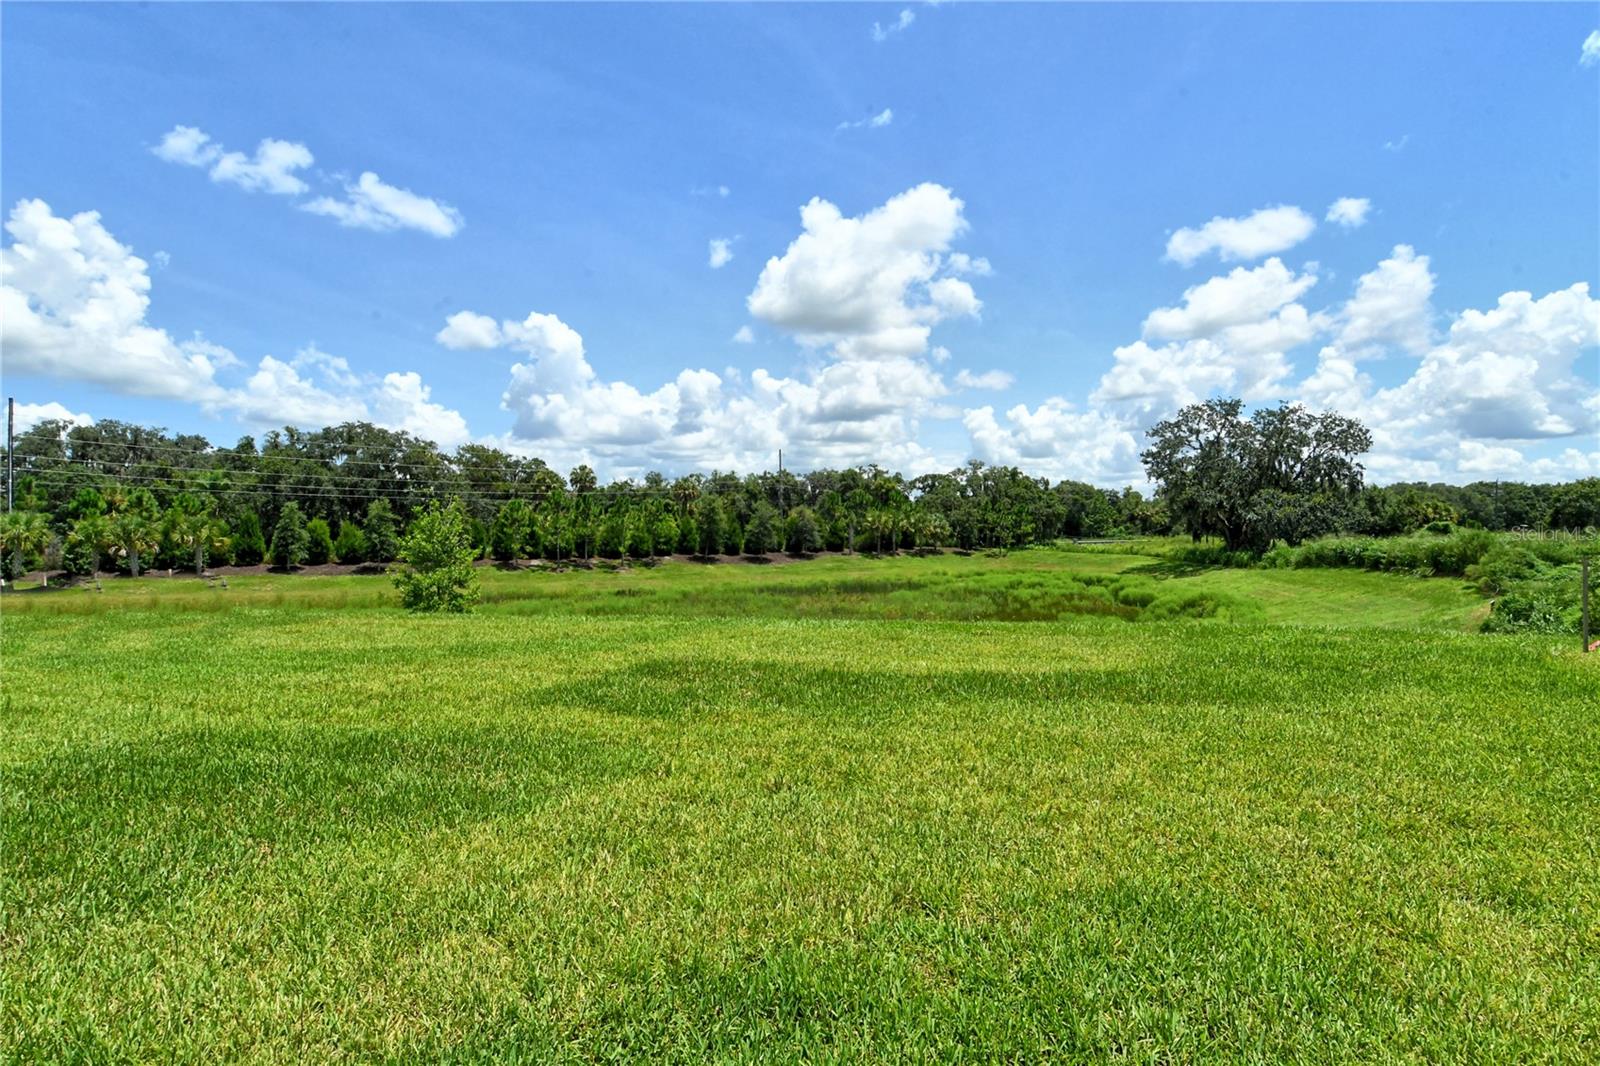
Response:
[232,510,266,566]
[787,506,822,554]
[108,507,158,577]
[65,513,114,576]
[650,512,678,558]
[489,500,533,562]
[167,504,231,574]
[392,500,480,613]
[269,502,310,570]
[596,510,627,559]
[625,515,653,560]
[1142,399,1371,553]
[5,414,1592,570]
[1279,529,1498,577]
[332,521,368,565]
[1548,477,1600,530]
[1481,589,1572,634]
[363,499,400,563]
[305,518,334,565]
[744,501,779,555]
[0,510,51,580]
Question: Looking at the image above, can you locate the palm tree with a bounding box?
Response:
[69,513,114,579]
[109,511,157,578]
[0,510,50,582]
[671,476,700,520]
[171,511,231,575]
[866,509,894,554]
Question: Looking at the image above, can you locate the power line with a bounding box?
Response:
[6,439,521,477]
[16,467,681,506]
[5,432,800,482]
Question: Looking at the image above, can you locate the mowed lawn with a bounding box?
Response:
[2,553,1596,1061]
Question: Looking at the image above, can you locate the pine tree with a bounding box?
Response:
[333,521,368,564]
[364,499,400,563]
[304,517,334,565]
[232,511,267,565]
[270,502,310,570]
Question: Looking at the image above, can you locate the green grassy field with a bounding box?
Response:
[3,551,1595,1061]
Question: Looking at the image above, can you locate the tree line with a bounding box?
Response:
[1,405,1596,578]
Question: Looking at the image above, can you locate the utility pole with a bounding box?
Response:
[5,397,13,513]
[1583,556,1593,654]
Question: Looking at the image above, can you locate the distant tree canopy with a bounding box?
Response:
[1141,399,1373,553]
[0,411,1594,578]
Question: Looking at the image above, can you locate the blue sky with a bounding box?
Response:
[3,2,1597,485]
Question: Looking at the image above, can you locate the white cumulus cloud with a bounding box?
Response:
[0,198,232,403]
[2,198,470,445]
[1165,204,1316,266]
[13,401,94,434]
[155,125,461,237]
[1335,244,1436,355]
[709,237,734,269]
[1582,29,1600,67]
[1325,197,1372,229]
[301,172,463,238]
[747,182,980,360]
[442,185,991,475]
[153,125,313,196]
[435,310,504,350]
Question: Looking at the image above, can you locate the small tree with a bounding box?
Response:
[305,517,334,565]
[363,499,400,563]
[68,513,114,577]
[745,502,779,555]
[651,511,678,558]
[597,510,627,559]
[625,516,653,559]
[333,520,368,564]
[788,506,822,555]
[107,511,157,578]
[696,498,724,557]
[233,510,267,565]
[270,502,310,570]
[171,510,230,575]
[490,499,533,562]
[392,500,480,613]
[0,510,50,581]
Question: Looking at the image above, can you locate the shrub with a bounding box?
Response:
[1466,545,1543,597]
[392,501,480,613]
[1170,544,1259,570]
[1482,590,1572,634]
[305,518,334,565]
[333,521,368,565]
[233,510,266,566]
